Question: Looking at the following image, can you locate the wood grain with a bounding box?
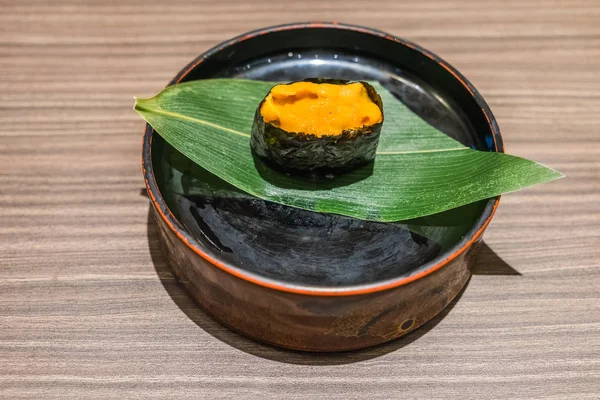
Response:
[1,0,599,398]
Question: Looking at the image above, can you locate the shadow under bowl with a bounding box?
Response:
[143,23,503,352]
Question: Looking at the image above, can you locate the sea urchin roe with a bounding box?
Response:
[260,82,383,137]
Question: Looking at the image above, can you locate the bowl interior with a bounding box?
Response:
[150,26,498,288]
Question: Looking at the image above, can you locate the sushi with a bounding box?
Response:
[250,78,384,174]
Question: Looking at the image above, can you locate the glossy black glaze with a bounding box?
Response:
[152,25,499,289]
[160,153,487,287]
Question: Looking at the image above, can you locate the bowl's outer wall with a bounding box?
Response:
[153,208,477,351]
[144,23,501,351]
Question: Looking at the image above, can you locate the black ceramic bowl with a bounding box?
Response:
[143,23,503,351]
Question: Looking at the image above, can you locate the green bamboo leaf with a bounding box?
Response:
[134,78,563,222]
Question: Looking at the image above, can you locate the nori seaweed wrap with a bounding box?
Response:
[250,78,384,174]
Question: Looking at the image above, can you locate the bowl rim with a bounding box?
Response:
[142,22,503,297]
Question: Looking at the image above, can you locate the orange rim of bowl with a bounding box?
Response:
[142,22,503,297]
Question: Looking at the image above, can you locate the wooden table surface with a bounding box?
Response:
[2,1,599,398]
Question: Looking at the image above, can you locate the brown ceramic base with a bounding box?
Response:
[153,208,479,351]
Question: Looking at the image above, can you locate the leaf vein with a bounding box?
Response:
[135,101,251,138]
[376,147,469,155]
